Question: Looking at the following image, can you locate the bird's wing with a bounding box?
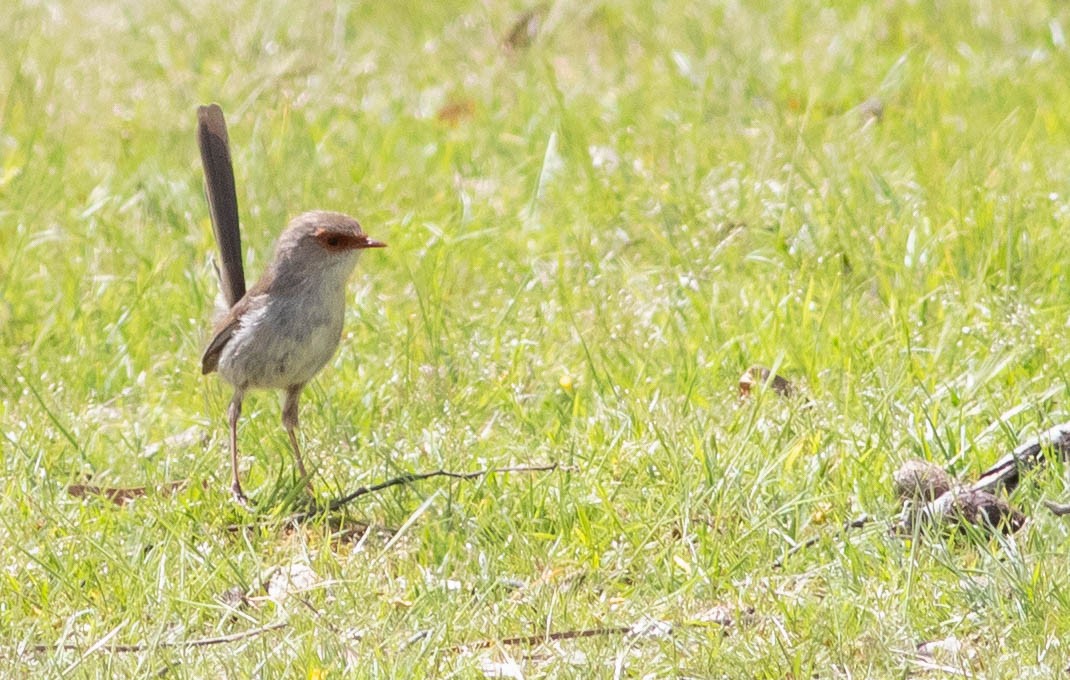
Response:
[201,314,241,375]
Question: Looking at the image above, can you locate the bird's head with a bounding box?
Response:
[265,211,386,290]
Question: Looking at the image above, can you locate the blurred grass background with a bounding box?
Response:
[3,0,1070,676]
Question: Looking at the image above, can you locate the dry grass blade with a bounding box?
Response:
[67,480,189,506]
[738,366,794,398]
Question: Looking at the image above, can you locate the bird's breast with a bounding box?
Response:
[217,289,346,390]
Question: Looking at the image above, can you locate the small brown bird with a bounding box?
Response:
[196,104,385,505]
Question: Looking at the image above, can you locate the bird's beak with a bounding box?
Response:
[358,236,387,249]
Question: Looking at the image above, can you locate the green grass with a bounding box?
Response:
[4,0,1070,676]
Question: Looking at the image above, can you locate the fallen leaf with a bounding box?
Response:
[1043,499,1070,516]
[67,480,190,506]
[738,365,794,398]
[437,99,476,126]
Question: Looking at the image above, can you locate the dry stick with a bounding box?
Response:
[1043,500,1070,517]
[22,621,288,655]
[224,463,561,532]
[971,421,1070,495]
[441,618,724,654]
[905,421,1070,528]
[292,463,561,522]
[443,625,633,653]
[776,421,1070,562]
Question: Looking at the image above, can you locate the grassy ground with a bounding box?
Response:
[3,0,1070,676]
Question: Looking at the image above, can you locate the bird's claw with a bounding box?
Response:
[231,484,252,509]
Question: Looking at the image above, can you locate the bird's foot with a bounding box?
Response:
[231,483,253,509]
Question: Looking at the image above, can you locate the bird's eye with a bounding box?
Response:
[326,236,340,247]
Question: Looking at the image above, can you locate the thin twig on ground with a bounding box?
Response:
[444,625,634,652]
[971,422,1070,495]
[222,463,561,530]
[1043,500,1070,517]
[441,616,726,654]
[291,462,561,522]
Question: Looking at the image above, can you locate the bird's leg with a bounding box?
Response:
[283,384,315,495]
[228,392,249,506]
